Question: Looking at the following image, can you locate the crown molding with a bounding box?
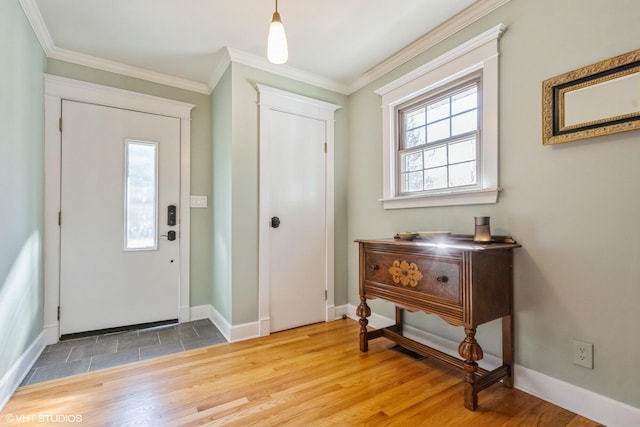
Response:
[348,0,512,93]
[223,47,350,95]
[207,49,233,92]
[374,22,507,96]
[18,0,54,54]
[47,47,210,94]
[19,0,209,94]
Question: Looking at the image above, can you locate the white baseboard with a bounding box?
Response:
[334,304,349,319]
[228,321,261,342]
[189,305,212,323]
[179,305,191,323]
[515,365,640,427]
[42,323,60,346]
[346,304,640,427]
[42,323,59,344]
[193,304,349,343]
[190,304,260,343]
[258,317,270,337]
[326,304,336,322]
[0,330,48,412]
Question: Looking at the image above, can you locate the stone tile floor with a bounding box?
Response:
[20,319,226,386]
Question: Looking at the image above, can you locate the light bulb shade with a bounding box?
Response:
[268,11,288,64]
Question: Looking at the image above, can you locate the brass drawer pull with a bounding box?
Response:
[436,275,449,283]
[369,264,379,272]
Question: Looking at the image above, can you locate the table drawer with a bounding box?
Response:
[364,251,461,303]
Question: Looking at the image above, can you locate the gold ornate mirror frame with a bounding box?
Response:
[542,48,640,145]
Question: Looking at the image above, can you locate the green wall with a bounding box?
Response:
[211,66,233,321]
[210,62,349,325]
[0,0,46,381]
[46,59,213,307]
[347,0,640,408]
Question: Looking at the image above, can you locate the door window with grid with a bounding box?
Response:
[398,78,480,195]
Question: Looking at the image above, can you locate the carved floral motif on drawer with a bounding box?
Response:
[388,260,422,287]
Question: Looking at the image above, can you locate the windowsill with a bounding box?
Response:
[380,187,501,209]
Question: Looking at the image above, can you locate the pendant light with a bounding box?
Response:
[267,0,288,64]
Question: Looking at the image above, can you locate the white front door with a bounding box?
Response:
[59,100,180,335]
[268,110,327,332]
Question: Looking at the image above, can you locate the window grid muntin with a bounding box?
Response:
[400,132,479,194]
[398,77,481,196]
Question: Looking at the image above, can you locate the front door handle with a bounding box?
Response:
[271,216,280,228]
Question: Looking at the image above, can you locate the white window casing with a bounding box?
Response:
[375,23,507,209]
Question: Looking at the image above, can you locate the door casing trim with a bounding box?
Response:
[43,74,195,340]
[256,84,341,336]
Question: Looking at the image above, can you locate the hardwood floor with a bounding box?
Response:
[2,319,601,426]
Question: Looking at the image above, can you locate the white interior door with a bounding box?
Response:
[59,100,180,335]
[268,110,327,332]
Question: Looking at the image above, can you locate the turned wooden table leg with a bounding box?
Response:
[356,296,371,352]
[458,327,484,411]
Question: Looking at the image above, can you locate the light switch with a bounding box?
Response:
[190,196,208,208]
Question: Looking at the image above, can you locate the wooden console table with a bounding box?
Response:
[356,236,521,410]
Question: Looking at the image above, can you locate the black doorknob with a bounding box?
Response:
[271,216,281,228]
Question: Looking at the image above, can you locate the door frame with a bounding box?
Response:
[256,84,340,336]
[43,74,195,341]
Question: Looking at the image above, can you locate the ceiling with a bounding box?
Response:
[23,0,504,94]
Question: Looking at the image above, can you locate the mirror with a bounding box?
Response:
[542,48,640,145]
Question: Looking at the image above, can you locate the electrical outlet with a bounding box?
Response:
[572,339,593,369]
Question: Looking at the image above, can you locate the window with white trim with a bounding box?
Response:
[398,75,480,195]
[376,24,506,209]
